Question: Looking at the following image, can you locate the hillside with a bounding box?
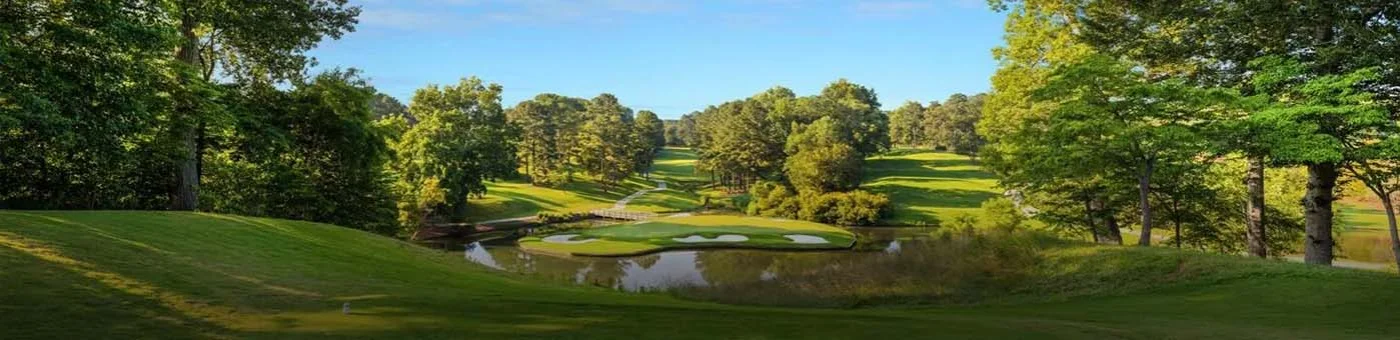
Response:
[862,150,1000,225]
[4,211,1400,339]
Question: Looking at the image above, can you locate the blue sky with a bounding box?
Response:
[309,0,1006,119]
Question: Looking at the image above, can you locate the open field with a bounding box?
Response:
[4,211,1400,339]
[518,215,855,256]
[862,149,1000,225]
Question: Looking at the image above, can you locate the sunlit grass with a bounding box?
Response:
[4,211,1400,338]
[861,150,1000,225]
[466,149,704,221]
[518,215,855,256]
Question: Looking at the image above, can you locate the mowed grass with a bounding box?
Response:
[1333,202,1397,263]
[6,211,1400,338]
[467,149,703,221]
[862,149,1000,225]
[649,147,705,182]
[518,215,855,256]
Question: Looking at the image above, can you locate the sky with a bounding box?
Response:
[308,0,1007,119]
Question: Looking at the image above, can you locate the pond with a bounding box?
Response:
[458,227,939,293]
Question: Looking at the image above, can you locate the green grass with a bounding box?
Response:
[518,215,855,256]
[5,211,1400,338]
[862,149,1000,225]
[649,147,705,183]
[466,149,705,221]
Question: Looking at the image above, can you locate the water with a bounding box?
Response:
[459,227,936,292]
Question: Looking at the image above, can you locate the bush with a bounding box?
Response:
[979,197,1025,233]
[536,211,593,224]
[746,181,890,225]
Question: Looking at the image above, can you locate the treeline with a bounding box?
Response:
[983,0,1400,268]
[0,1,664,236]
[675,80,893,225]
[508,94,665,188]
[888,93,987,158]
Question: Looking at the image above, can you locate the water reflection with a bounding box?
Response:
[461,227,936,292]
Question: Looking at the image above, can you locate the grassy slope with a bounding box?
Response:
[4,211,1400,339]
[518,215,855,256]
[862,150,1000,225]
[466,148,702,221]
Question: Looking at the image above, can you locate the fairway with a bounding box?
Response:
[862,150,1000,225]
[518,215,855,256]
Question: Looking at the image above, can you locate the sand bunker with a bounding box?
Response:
[541,234,598,244]
[672,235,748,243]
[783,234,829,244]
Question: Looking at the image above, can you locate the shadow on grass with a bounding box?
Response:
[867,185,999,210]
[863,158,996,180]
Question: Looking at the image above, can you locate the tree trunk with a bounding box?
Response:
[171,11,201,211]
[1137,159,1155,247]
[1083,198,1099,242]
[1380,195,1400,274]
[1088,197,1122,245]
[1303,163,1338,265]
[1244,156,1267,258]
[1105,212,1123,244]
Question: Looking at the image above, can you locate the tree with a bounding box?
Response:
[983,0,1115,242]
[815,79,890,157]
[1,0,176,209]
[1034,55,1227,246]
[1248,58,1392,266]
[166,0,359,210]
[784,117,863,194]
[508,100,556,184]
[574,94,637,190]
[633,110,666,177]
[888,101,926,146]
[392,77,515,222]
[371,93,413,123]
[925,93,987,158]
[1077,0,1400,264]
[203,69,397,234]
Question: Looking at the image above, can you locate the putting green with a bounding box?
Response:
[518,215,856,256]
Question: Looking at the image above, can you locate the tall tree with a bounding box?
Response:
[1078,0,1400,264]
[1034,55,1225,246]
[888,101,926,146]
[167,0,359,210]
[633,110,666,178]
[392,77,515,222]
[574,94,637,191]
[0,0,176,209]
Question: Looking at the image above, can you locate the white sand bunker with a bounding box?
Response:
[541,234,597,244]
[672,234,748,243]
[784,234,829,244]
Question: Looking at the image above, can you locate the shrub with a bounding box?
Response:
[747,181,890,225]
[536,211,593,224]
[979,197,1025,233]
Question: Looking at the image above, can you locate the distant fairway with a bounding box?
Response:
[862,149,1000,225]
[466,148,703,221]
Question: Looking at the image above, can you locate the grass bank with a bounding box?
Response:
[3,211,1400,338]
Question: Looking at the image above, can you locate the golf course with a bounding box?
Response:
[13,1,1400,339]
[5,210,1400,339]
